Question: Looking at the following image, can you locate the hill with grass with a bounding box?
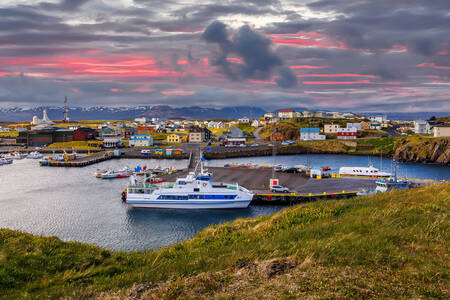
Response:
[1,183,449,299]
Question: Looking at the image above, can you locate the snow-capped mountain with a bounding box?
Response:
[0,105,267,122]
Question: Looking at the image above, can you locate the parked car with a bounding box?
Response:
[267,143,274,147]
[251,143,259,147]
[141,149,151,155]
[284,167,299,173]
[274,166,283,172]
[271,185,290,193]
[239,144,247,148]
[281,141,289,146]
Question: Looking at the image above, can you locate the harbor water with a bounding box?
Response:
[0,155,448,251]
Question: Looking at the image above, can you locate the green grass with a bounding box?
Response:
[0,183,449,298]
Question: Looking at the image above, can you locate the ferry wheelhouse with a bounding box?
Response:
[124,160,254,209]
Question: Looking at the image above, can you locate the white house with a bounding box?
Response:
[369,115,387,123]
[129,134,153,147]
[134,117,147,124]
[433,124,450,137]
[251,119,262,127]
[300,128,325,141]
[278,110,296,119]
[264,112,277,119]
[346,123,362,130]
[207,121,227,129]
[414,120,427,134]
[238,117,250,123]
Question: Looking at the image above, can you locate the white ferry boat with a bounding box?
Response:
[339,163,391,177]
[123,161,254,209]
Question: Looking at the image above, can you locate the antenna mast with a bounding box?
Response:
[63,96,69,123]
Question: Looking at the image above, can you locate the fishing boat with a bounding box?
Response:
[357,164,409,196]
[27,151,43,159]
[0,157,13,165]
[96,167,131,179]
[123,157,254,209]
[339,163,391,177]
[3,152,24,160]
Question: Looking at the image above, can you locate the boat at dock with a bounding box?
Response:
[96,167,131,179]
[3,152,24,160]
[27,151,43,159]
[123,156,254,209]
[339,163,391,177]
[0,158,13,165]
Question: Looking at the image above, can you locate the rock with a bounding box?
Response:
[128,282,156,300]
[258,259,297,278]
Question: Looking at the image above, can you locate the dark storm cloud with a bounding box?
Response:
[298,0,450,55]
[202,21,297,88]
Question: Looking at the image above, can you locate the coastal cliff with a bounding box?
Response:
[393,137,450,164]
[0,184,448,299]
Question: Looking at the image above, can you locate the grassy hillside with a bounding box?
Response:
[1,183,449,299]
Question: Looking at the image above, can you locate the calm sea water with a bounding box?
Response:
[0,155,448,251]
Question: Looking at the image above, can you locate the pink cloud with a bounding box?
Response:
[303,80,371,85]
[417,62,450,70]
[161,89,196,96]
[297,73,377,78]
[249,80,276,85]
[290,65,326,69]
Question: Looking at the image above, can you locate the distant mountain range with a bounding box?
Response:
[0,105,267,122]
[0,105,447,122]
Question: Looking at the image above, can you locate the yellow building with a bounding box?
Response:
[167,133,188,143]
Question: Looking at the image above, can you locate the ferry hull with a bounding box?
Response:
[126,199,252,209]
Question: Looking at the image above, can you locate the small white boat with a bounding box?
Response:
[0,158,13,165]
[3,152,24,160]
[27,151,43,159]
[339,163,391,177]
[96,167,131,179]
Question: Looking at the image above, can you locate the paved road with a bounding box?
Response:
[160,166,377,194]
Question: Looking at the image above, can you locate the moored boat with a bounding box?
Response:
[3,152,24,160]
[96,167,131,179]
[339,163,391,177]
[0,157,13,165]
[123,156,254,209]
[27,151,43,159]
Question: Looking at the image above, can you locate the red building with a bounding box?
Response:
[270,132,284,141]
[337,128,357,140]
[137,126,155,134]
[73,127,97,141]
[123,127,137,138]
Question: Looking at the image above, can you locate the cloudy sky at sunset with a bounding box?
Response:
[0,0,449,112]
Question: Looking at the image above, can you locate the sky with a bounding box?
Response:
[0,0,449,112]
